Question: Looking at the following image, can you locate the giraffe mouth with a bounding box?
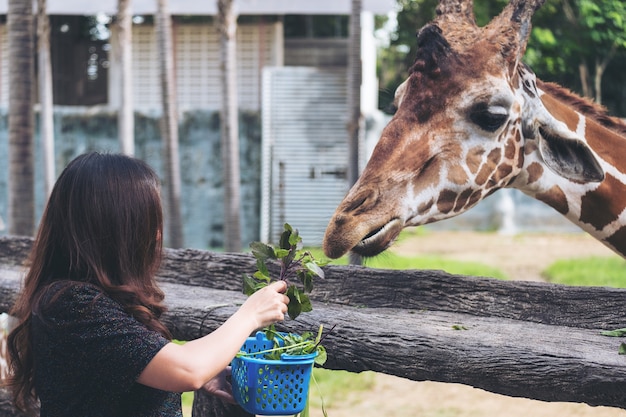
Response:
[352,218,404,257]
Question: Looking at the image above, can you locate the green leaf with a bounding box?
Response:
[315,324,324,344]
[299,272,314,293]
[314,345,327,365]
[242,274,258,296]
[305,261,325,279]
[285,285,303,319]
[279,227,292,250]
[601,328,626,337]
[256,258,269,277]
[287,298,302,320]
[288,227,302,246]
[250,241,275,261]
[264,324,277,341]
[619,343,626,355]
[287,284,301,301]
[300,331,313,340]
[253,270,270,282]
[299,293,313,313]
[274,248,290,259]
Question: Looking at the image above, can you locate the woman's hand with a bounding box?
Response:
[203,367,235,404]
[239,280,289,329]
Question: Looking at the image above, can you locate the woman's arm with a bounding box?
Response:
[137,280,289,392]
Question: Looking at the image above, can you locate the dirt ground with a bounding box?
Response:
[310,231,626,417]
[392,230,618,282]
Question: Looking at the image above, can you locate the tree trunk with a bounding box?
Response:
[347,0,362,266]
[217,0,242,253]
[593,43,617,106]
[594,59,603,105]
[37,0,55,197]
[116,0,134,155]
[578,61,591,99]
[191,393,252,417]
[7,0,35,236]
[156,0,184,248]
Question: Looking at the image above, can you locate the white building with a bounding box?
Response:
[0,0,396,247]
[0,0,393,115]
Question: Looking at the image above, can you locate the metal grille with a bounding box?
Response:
[133,21,281,113]
[0,25,7,108]
[261,67,350,246]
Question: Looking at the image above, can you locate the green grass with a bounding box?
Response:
[542,256,626,287]
[306,247,507,280]
[181,392,193,415]
[308,368,376,410]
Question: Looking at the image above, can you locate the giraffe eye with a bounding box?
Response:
[469,104,509,132]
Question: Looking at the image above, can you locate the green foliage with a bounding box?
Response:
[379,0,626,116]
[542,256,626,287]
[243,223,328,320]
[242,223,329,367]
[237,325,328,367]
[577,0,626,47]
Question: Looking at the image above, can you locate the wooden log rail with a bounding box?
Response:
[1,235,626,416]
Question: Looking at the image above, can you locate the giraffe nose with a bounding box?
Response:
[343,187,379,214]
[323,214,356,258]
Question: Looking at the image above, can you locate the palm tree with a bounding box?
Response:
[218,0,242,252]
[37,0,55,197]
[156,0,184,248]
[7,0,35,236]
[116,0,134,155]
[348,0,362,265]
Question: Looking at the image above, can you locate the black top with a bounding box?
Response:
[32,281,182,417]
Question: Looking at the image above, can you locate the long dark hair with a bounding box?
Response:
[5,152,171,414]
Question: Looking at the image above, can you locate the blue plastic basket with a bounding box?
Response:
[231,332,317,416]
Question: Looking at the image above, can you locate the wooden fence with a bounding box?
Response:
[2,235,626,416]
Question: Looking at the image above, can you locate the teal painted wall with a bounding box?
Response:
[0,110,262,250]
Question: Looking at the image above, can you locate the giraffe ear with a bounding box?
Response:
[489,0,546,73]
[537,127,605,183]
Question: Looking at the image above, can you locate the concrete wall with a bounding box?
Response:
[0,110,262,250]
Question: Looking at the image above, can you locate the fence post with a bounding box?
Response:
[191,390,253,417]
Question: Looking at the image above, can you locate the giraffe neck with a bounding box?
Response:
[515,81,626,257]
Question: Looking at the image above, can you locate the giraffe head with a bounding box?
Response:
[323,0,604,259]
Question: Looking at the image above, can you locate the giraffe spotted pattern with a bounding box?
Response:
[323,0,626,260]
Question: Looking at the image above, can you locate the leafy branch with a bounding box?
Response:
[243,223,327,321]
[242,223,329,367]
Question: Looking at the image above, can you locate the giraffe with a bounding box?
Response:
[323,0,626,260]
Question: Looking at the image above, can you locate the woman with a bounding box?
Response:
[5,152,289,416]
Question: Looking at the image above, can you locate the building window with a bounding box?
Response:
[283,15,349,38]
[49,15,109,106]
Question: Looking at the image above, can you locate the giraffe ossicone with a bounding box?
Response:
[323,0,626,259]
